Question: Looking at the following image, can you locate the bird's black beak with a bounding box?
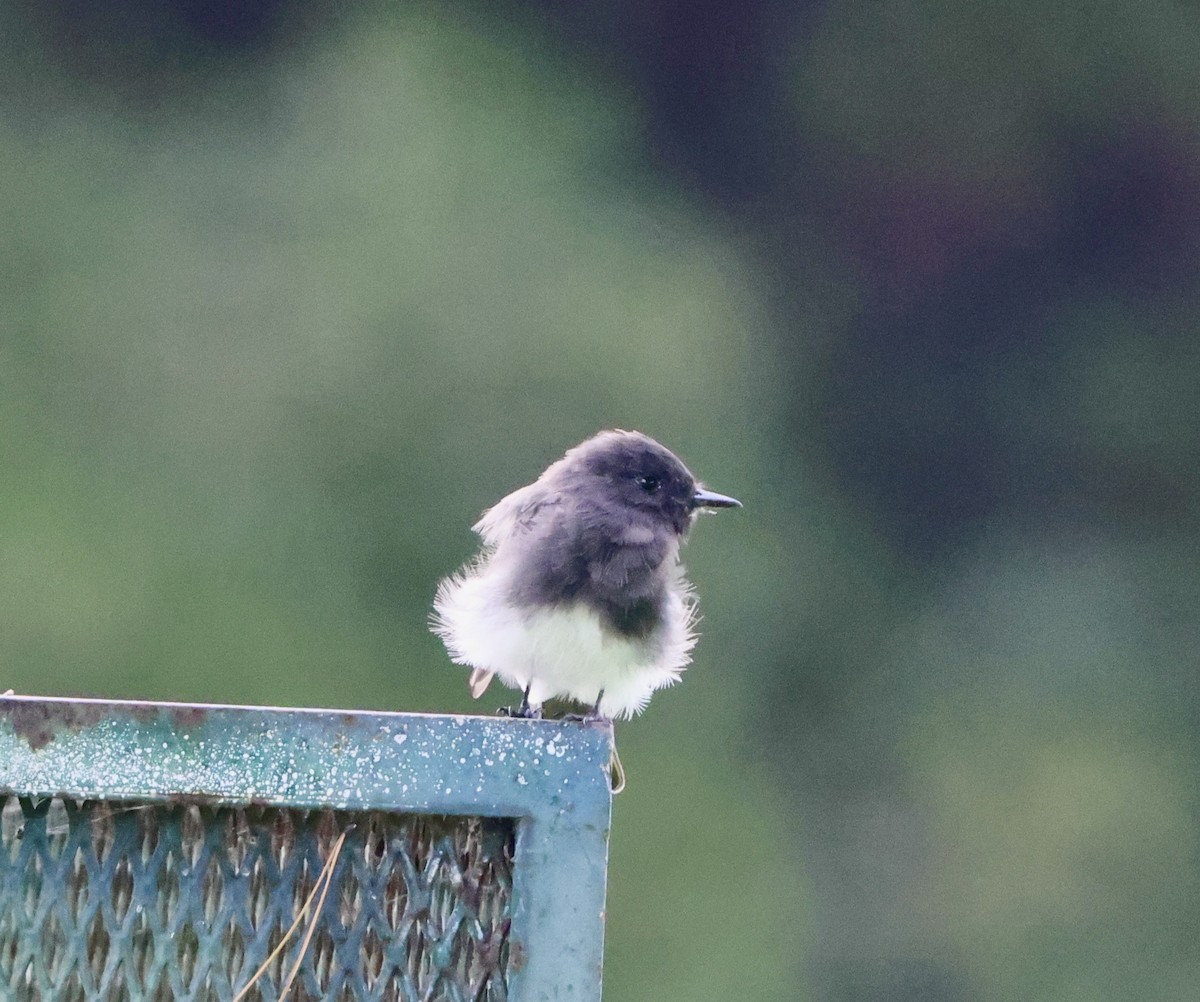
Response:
[692,487,742,509]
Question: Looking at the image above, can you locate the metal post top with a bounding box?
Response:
[0,694,615,817]
[0,695,616,1001]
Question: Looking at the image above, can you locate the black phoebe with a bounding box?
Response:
[432,430,740,720]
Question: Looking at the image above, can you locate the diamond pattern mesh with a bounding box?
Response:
[0,796,514,1002]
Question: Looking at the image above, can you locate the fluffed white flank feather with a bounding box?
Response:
[431,563,697,720]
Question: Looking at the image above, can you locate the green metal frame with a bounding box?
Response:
[0,695,614,1001]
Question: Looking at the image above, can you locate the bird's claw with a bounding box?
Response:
[560,711,609,724]
[498,705,542,720]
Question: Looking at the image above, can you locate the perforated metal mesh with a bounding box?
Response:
[0,797,514,1002]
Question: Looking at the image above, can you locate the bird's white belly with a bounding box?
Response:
[433,570,695,718]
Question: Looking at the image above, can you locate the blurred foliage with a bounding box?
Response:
[3,0,1199,1000]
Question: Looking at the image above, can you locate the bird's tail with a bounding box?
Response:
[468,668,494,699]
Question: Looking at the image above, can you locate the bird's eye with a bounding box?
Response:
[636,475,660,494]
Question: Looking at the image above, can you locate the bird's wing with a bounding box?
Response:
[472,483,561,547]
[469,668,494,699]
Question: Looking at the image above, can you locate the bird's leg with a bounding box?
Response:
[499,684,542,719]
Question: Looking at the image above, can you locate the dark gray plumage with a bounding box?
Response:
[432,430,740,719]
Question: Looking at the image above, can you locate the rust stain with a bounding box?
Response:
[509,938,527,973]
[165,791,227,808]
[164,791,281,809]
[2,701,106,751]
[169,705,208,730]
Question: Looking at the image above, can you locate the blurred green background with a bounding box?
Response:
[3,1,1199,998]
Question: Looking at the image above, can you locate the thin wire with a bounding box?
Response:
[278,829,348,1002]
[231,828,349,1002]
[610,744,626,795]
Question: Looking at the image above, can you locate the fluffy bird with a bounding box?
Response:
[432,430,740,720]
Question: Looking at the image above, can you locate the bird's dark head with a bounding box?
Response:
[554,430,741,536]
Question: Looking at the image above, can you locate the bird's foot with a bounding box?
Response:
[499,684,541,719]
[497,704,543,720]
[560,709,610,723]
[561,689,608,723]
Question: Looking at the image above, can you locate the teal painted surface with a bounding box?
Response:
[0,695,614,1001]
